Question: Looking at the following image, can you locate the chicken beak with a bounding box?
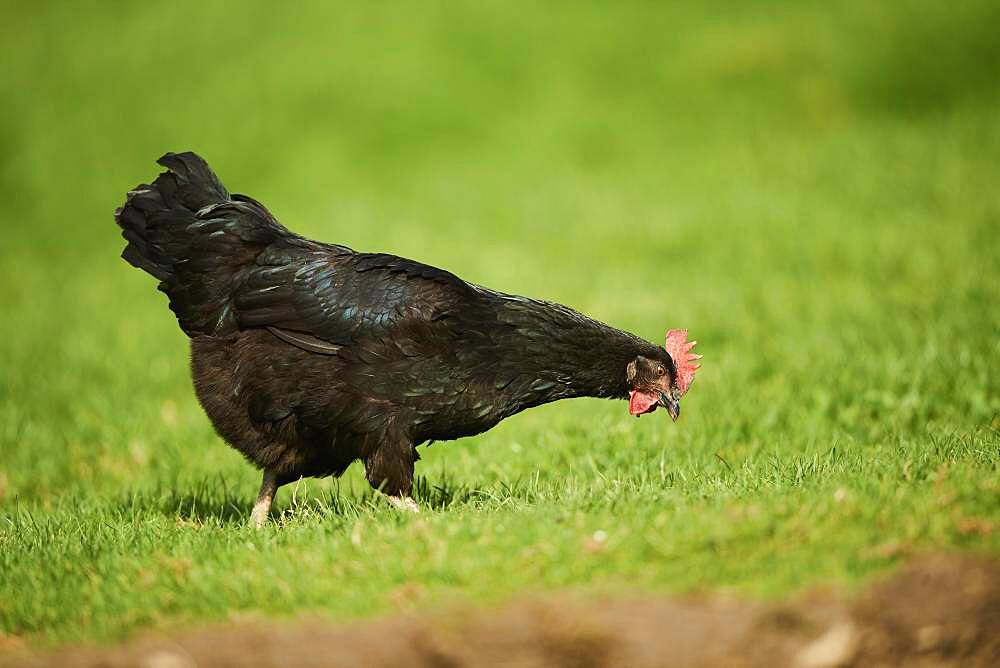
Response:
[658,391,681,421]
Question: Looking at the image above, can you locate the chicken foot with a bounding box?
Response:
[387,495,420,513]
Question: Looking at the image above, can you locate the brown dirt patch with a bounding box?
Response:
[5,555,997,668]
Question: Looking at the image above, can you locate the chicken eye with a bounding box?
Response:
[656,365,665,376]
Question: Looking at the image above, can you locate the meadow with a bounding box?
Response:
[1,0,998,649]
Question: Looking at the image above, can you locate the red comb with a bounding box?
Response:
[664,329,701,396]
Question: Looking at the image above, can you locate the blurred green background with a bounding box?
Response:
[1,0,998,647]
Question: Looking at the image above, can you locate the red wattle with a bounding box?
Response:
[628,390,659,416]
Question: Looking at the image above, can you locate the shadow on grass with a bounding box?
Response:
[116,472,536,526]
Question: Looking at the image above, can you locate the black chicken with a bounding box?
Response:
[115,152,700,525]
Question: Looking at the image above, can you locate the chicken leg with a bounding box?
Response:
[250,469,279,528]
[365,439,419,512]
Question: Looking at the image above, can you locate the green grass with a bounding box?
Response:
[1,0,998,648]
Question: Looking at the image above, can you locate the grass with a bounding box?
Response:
[1,0,998,648]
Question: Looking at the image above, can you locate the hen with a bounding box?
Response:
[115,152,700,524]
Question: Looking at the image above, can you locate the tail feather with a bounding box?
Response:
[115,151,284,337]
[155,152,229,210]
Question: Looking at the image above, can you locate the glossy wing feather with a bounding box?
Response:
[234,251,485,347]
